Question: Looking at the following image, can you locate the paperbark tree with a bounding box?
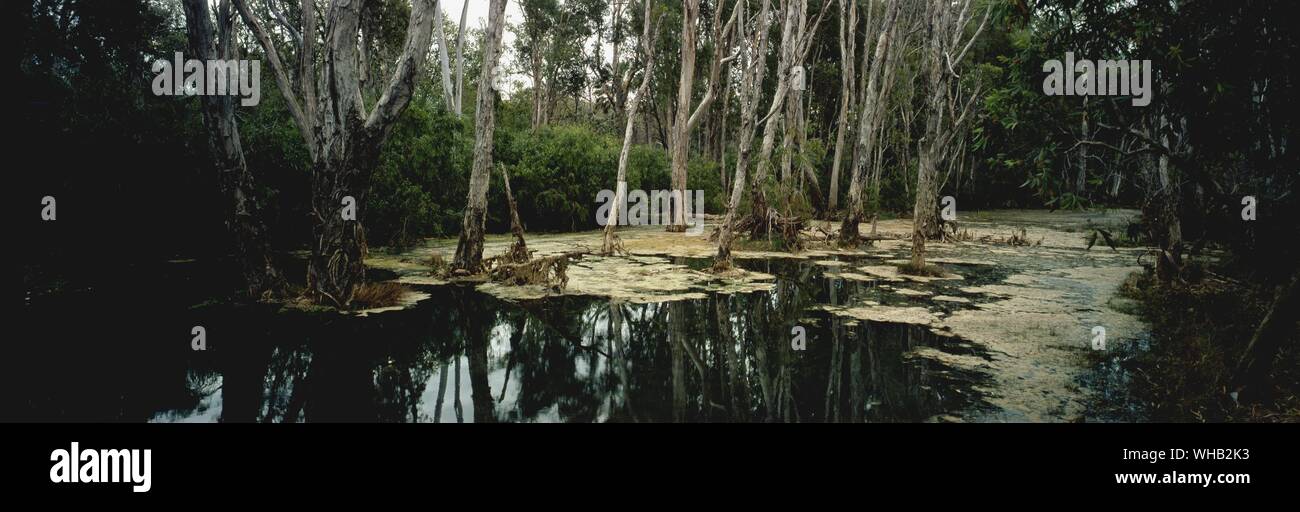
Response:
[521,0,560,129]
[840,0,901,245]
[602,0,662,255]
[233,0,440,307]
[827,0,856,212]
[453,0,469,114]
[452,0,510,272]
[745,0,829,237]
[434,1,456,112]
[715,0,772,268]
[180,0,286,300]
[909,0,989,269]
[666,0,740,232]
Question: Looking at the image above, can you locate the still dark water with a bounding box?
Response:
[13,256,1000,422]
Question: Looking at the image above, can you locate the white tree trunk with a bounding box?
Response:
[603,0,661,254]
[453,0,510,272]
[715,0,772,268]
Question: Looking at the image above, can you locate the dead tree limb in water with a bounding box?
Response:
[500,164,529,264]
[486,251,584,291]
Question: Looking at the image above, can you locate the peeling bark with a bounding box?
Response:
[452,0,510,273]
[603,0,662,255]
[233,0,439,307]
[181,0,286,300]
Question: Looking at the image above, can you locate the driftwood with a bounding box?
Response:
[485,251,584,291]
[500,164,529,264]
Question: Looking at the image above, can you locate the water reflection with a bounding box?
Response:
[13,258,991,423]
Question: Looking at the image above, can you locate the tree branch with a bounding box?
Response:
[231,0,315,159]
[365,0,439,136]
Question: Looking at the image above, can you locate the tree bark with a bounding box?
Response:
[435,0,456,112]
[181,0,286,300]
[454,0,469,115]
[667,0,701,232]
[828,0,857,213]
[909,0,989,267]
[453,0,510,273]
[716,0,771,268]
[841,0,899,246]
[746,0,830,236]
[603,0,661,255]
[502,164,528,260]
[749,0,803,235]
[235,0,439,307]
[667,0,739,231]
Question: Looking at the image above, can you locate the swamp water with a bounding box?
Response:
[13,210,1149,423]
[14,256,1004,423]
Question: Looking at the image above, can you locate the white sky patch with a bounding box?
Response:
[439,0,526,94]
[438,0,616,98]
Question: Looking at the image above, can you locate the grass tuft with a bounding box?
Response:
[351,282,411,309]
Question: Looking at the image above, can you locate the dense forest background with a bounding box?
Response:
[19,0,1295,257]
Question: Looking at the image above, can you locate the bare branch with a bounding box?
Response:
[365,0,439,135]
[231,0,314,159]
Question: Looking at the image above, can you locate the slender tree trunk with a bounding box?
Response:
[841,0,898,245]
[181,0,286,300]
[716,0,771,268]
[502,164,528,260]
[435,0,456,112]
[668,0,739,232]
[667,0,701,232]
[911,4,946,268]
[747,0,830,235]
[828,0,857,213]
[1154,114,1183,282]
[1077,97,1089,194]
[453,0,510,273]
[909,0,989,267]
[749,0,803,234]
[611,1,625,120]
[454,0,469,115]
[603,0,660,255]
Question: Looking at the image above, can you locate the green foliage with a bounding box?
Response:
[369,97,473,248]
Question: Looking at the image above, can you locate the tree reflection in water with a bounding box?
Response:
[143,259,991,423]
